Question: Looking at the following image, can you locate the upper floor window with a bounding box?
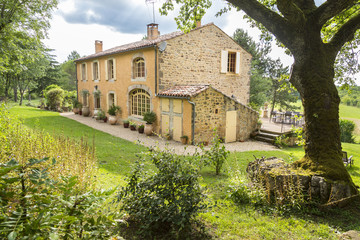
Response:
[92,61,99,81]
[221,50,240,74]
[106,58,116,81]
[130,89,150,117]
[133,57,145,79]
[81,63,87,81]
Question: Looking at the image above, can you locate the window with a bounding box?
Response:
[92,61,99,81]
[228,52,236,73]
[130,89,150,117]
[106,59,116,80]
[81,63,87,81]
[133,57,145,78]
[94,95,101,109]
[108,92,115,109]
[221,50,240,74]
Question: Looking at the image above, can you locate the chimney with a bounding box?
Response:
[196,20,201,28]
[95,40,103,53]
[147,23,160,40]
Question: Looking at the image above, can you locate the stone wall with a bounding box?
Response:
[158,24,252,105]
[192,87,258,143]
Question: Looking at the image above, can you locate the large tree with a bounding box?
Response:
[162,0,360,191]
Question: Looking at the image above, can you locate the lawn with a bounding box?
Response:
[7,105,360,239]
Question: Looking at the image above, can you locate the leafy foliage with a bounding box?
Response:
[0,158,118,239]
[45,88,64,111]
[118,149,206,237]
[143,111,157,124]
[340,119,356,143]
[200,134,229,175]
[107,104,121,116]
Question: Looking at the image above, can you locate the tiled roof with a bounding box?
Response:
[75,23,215,62]
[157,85,210,98]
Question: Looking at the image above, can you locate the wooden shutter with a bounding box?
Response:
[105,60,108,80]
[113,58,116,80]
[220,50,228,73]
[235,52,240,74]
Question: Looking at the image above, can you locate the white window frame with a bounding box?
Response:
[105,58,116,81]
[129,89,150,118]
[92,60,100,82]
[221,50,241,75]
[107,91,116,111]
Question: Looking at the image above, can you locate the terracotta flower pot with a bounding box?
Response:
[82,107,90,117]
[73,108,79,114]
[108,116,117,125]
[144,124,153,136]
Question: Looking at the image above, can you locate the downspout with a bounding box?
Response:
[187,98,196,145]
[75,62,78,101]
[154,46,158,95]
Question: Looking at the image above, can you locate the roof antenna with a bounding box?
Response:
[146,0,157,23]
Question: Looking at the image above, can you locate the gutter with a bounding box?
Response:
[75,62,78,101]
[187,98,196,145]
[154,46,157,95]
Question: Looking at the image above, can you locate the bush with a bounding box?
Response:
[118,150,206,237]
[200,134,229,175]
[143,111,157,124]
[46,88,64,111]
[43,84,61,98]
[0,158,118,239]
[339,119,356,143]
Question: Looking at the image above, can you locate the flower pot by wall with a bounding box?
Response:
[144,124,153,136]
[123,122,129,128]
[73,108,79,114]
[108,116,117,125]
[138,127,144,134]
[82,107,90,117]
[180,137,188,145]
[130,125,136,131]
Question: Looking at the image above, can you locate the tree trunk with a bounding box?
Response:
[291,49,356,191]
[13,86,18,102]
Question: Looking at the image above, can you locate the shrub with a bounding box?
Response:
[201,134,229,175]
[118,150,206,237]
[107,104,121,116]
[43,84,61,98]
[339,119,356,143]
[46,88,64,111]
[0,158,118,239]
[143,111,157,124]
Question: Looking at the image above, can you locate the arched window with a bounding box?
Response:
[130,89,150,117]
[133,57,145,78]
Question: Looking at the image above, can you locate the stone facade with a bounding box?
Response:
[191,87,258,143]
[158,24,252,104]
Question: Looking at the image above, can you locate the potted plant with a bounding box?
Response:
[180,135,188,145]
[123,120,130,128]
[143,111,157,136]
[80,90,90,117]
[138,124,144,134]
[95,109,106,122]
[72,99,81,114]
[107,104,121,125]
[130,122,137,131]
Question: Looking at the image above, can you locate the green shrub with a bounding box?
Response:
[0,158,118,239]
[46,88,64,111]
[43,84,61,98]
[107,104,121,116]
[143,111,157,124]
[118,150,206,237]
[201,134,229,175]
[339,119,356,143]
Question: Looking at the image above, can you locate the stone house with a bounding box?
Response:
[75,22,259,144]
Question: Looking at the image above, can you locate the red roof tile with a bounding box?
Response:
[157,85,209,98]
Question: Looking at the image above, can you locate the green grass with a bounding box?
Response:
[7,105,360,239]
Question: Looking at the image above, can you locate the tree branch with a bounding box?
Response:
[227,0,297,50]
[314,0,357,26]
[277,0,305,25]
[328,12,360,52]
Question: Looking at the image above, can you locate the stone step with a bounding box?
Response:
[257,131,279,140]
[254,135,276,144]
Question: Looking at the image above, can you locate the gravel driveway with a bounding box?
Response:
[60,112,277,155]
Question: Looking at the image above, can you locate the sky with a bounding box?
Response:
[43,0,359,84]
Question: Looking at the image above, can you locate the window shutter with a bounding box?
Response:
[91,63,94,81]
[235,52,240,74]
[220,50,228,73]
[113,58,116,80]
[105,60,108,80]
[85,64,88,80]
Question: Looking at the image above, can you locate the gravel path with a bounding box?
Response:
[60,112,277,155]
